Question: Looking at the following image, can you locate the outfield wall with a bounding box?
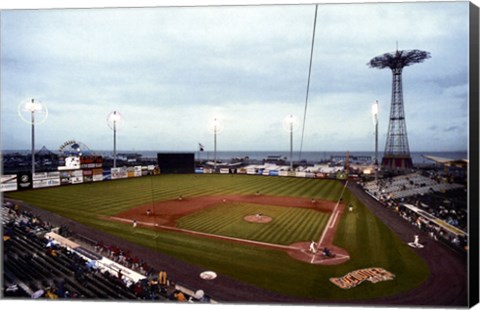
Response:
[1,165,159,193]
[194,166,348,180]
[1,164,347,193]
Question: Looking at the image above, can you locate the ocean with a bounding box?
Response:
[3,149,468,164]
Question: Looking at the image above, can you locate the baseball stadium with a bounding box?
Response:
[0,152,473,306]
[1,1,479,308]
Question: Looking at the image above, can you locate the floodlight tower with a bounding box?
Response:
[18,98,48,175]
[368,48,430,171]
[371,100,379,181]
[107,111,123,168]
[283,114,298,171]
[209,118,224,172]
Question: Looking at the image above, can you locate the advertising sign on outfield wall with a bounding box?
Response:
[71,176,84,184]
[134,166,142,177]
[296,172,307,178]
[70,170,84,184]
[111,167,128,179]
[17,173,32,190]
[33,178,62,188]
[220,168,230,174]
[93,168,103,181]
[127,167,135,178]
[126,166,142,178]
[1,175,18,192]
[33,171,61,189]
[93,174,103,182]
[83,169,93,182]
[59,170,84,184]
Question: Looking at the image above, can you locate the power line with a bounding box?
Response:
[299,4,318,161]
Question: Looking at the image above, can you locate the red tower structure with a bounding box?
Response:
[368,48,430,171]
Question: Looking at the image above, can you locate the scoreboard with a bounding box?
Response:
[157,153,194,174]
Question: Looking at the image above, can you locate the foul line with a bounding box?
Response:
[110,182,349,266]
[317,180,348,247]
[109,216,302,251]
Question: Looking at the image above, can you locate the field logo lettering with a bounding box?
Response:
[329,267,395,289]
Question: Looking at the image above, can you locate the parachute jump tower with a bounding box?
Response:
[368,48,430,171]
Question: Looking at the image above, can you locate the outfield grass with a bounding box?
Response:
[5,174,429,300]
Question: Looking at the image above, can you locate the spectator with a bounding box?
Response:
[174,290,187,302]
[158,269,168,286]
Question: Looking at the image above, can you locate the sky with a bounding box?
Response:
[0,0,474,154]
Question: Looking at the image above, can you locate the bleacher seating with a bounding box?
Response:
[2,201,215,302]
[361,172,467,252]
[363,173,463,201]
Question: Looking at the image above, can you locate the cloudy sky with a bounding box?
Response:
[0,0,473,154]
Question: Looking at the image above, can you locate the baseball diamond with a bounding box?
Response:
[4,173,465,304]
[1,2,475,307]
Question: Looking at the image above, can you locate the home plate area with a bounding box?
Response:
[288,242,350,265]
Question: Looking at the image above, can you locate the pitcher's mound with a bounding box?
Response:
[244,214,272,223]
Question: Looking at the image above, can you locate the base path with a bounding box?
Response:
[288,242,350,266]
[287,181,350,265]
[6,180,467,306]
[112,193,350,265]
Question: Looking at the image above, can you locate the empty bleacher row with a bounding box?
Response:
[363,173,463,200]
[2,202,213,302]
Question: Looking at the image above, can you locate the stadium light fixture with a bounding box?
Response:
[283,114,298,171]
[209,117,224,172]
[372,100,379,181]
[18,98,48,176]
[107,110,123,168]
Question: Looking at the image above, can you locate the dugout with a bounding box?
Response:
[157,153,195,174]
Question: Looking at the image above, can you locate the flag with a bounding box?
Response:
[198,143,204,152]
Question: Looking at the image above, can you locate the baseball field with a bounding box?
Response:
[5,174,430,301]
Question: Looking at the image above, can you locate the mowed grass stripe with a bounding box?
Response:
[289,178,330,198]
[296,180,325,198]
[268,178,305,197]
[283,209,326,243]
[314,180,342,200]
[177,203,329,245]
[273,208,311,243]
[179,203,250,235]
[246,177,290,195]
[182,203,252,233]
[6,174,430,300]
[251,206,299,241]
[230,178,268,195]
[289,210,323,242]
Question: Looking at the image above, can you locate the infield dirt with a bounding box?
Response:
[111,194,349,265]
